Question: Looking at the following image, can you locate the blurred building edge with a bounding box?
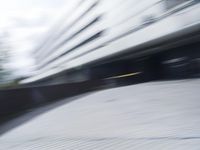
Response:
[20,0,200,86]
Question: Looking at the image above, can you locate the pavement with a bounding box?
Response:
[1,79,200,149]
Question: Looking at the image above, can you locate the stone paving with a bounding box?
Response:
[1,79,200,149]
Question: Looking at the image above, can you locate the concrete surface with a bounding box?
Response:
[1,79,200,149]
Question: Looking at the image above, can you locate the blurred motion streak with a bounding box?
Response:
[15,0,200,86]
[0,0,200,149]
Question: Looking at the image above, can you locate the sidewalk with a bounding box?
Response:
[1,79,200,149]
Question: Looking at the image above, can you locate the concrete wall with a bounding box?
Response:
[0,80,102,116]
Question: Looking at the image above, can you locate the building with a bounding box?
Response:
[21,0,200,85]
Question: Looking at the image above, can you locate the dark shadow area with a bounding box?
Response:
[0,92,92,136]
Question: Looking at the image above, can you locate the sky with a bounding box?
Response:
[0,0,78,77]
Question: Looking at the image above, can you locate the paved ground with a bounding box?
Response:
[1,79,200,149]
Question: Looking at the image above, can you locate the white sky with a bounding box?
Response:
[0,0,78,77]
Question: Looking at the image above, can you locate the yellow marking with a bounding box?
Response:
[105,72,142,80]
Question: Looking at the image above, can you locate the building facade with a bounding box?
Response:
[21,0,200,84]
